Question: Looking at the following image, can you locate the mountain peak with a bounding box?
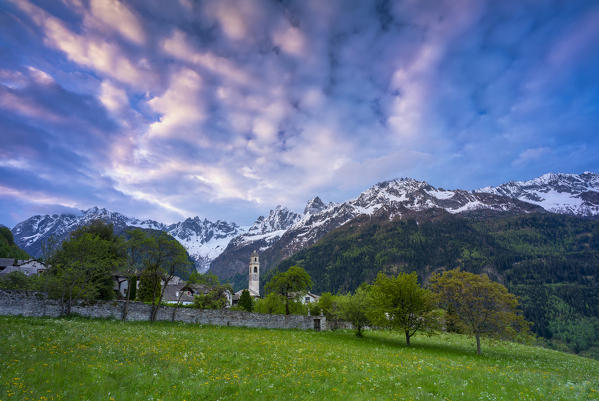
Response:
[248,206,301,234]
[304,196,327,215]
[479,171,599,216]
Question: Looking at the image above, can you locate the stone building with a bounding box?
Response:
[0,259,48,276]
[232,251,261,304]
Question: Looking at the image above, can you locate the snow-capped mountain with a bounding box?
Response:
[209,177,542,282]
[479,172,599,216]
[11,207,245,273]
[11,207,149,258]
[227,206,301,250]
[280,177,541,253]
[166,217,246,273]
[201,206,302,280]
[11,171,599,282]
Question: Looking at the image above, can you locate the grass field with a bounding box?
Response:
[0,316,598,401]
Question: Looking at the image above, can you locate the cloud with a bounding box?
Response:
[146,68,204,139]
[273,24,306,56]
[512,147,551,167]
[161,29,251,85]
[99,80,128,113]
[1,0,599,228]
[88,0,146,45]
[12,0,153,88]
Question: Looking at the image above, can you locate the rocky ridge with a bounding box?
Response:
[11,207,245,273]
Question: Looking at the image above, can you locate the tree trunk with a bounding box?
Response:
[356,325,363,337]
[476,333,481,355]
[405,330,411,346]
[122,283,131,321]
[152,276,169,322]
[150,273,160,322]
[66,285,73,315]
[285,296,290,315]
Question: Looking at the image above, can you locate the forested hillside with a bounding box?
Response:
[0,226,29,259]
[275,210,599,357]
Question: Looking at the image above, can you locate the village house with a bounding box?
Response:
[300,292,320,305]
[0,258,48,276]
[111,274,232,306]
[162,279,233,306]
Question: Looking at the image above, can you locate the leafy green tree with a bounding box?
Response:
[188,271,220,286]
[121,228,151,320]
[140,231,192,322]
[193,286,231,310]
[317,292,335,317]
[547,296,599,354]
[308,302,321,316]
[338,285,371,337]
[430,269,530,354]
[369,272,439,345]
[137,272,160,302]
[0,271,30,290]
[238,289,254,312]
[48,225,124,314]
[0,226,29,259]
[254,293,286,314]
[265,266,312,315]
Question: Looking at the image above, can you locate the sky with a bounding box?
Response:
[1,0,599,228]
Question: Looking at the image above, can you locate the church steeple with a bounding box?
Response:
[249,250,260,296]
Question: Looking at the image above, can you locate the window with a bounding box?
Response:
[305,297,311,303]
[254,266,257,273]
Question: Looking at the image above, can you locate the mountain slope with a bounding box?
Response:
[0,226,29,259]
[11,207,244,272]
[208,206,301,282]
[479,172,599,216]
[209,178,542,286]
[276,209,599,353]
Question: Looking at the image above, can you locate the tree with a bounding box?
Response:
[48,224,124,314]
[254,293,286,314]
[368,272,439,345]
[0,271,30,290]
[547,295,599,354]
[429,269,530,354]
[338,285,371,337]
[238,289,254,312]
[0,226,29,259]
[193,285,231,310]
[121,228,151,320]
[265,266,312,315]
[188,271,220,286]
[139,231,192,322]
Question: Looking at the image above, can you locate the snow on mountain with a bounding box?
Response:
[280,177,541,254]
[164,217,247,273]
[230,206,301,248]
[303,196,330,215]
[209,177,542,281]
[478,172,599,216]
[11,207,244,273]
[11,171,599,281]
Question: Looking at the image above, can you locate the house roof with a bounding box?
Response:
[162,282,231,303]
[232,288,260,300]
[0,259,48,275]
[0,258,18,268]
[289,291,320,300]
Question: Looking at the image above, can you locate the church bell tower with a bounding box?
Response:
[249,250,260,296]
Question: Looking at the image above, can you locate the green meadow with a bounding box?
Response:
[0,316,598,401]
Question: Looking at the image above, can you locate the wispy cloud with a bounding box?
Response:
[1,0,598,227]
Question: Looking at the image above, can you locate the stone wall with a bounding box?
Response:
[0,290,326,331]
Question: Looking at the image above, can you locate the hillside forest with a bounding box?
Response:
[275,210,599,358]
